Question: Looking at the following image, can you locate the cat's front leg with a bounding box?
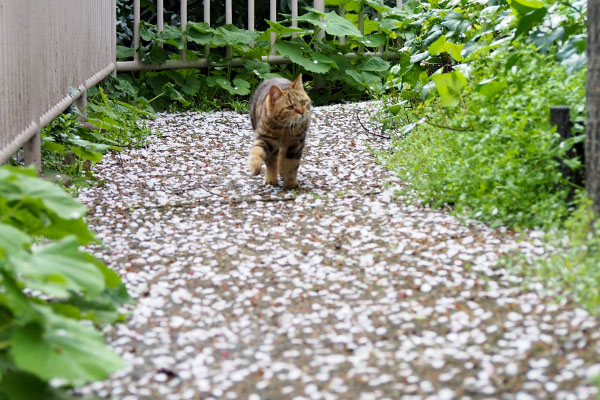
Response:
[279,145,303,189]
[264,152,279,186]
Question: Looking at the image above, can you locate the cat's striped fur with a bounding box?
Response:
[248,74,311,189]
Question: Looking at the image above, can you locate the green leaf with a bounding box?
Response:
[298,11,362,37]
[0,371,50,400]
[275,40,333,73]
[359,56,390,72]
[477,78,508,100]
[12,314,124,385]
[431,71,467,107]
[266,20,309,35]
[70,147,103,163]
[231,78,251,95]
[509,0,545,14]
[138,21,156,41]
[216,25,260,46]
[358,33,387,48]
[17,236,106,299]
[556,34,587,73]
[428,35,447,55]
[163,83,190,106]
[410,51,429,63]
[428,35,464,61]
[0,168,87,220]
[0,224,30,256]
[142,43,167,65]
[116,45,134,60]
[187,22,215,45]
[514,8,547,37]
[244,58,271,76]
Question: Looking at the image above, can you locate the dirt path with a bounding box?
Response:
[78,102,599,400]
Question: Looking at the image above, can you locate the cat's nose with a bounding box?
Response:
[296,107,305,115]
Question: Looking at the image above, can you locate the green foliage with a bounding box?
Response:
[112,1,416,109]
[40,87,153,186]
[530,195,600,314]
[0,166,130,398]
[381,0,586,229]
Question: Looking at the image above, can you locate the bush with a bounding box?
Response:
[0,166,129,398]
[385,47,585,229]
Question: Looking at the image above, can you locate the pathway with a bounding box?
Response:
[77,102,599,400]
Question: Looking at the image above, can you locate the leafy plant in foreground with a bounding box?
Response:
[0,166,129,399]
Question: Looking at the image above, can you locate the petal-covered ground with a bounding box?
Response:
[78,102,599,400]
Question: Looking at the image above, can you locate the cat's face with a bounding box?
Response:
[269,75,311,127]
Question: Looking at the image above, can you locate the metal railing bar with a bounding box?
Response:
[157,0,164,32]
[270,0,276,53]
[292,0,298,38]
[314,0,325,41]
[248,0,255,47]
[204,0,210,59]
[116,51,400,72]
[226,0,232,58]
[0,122,38,165]
[157,0,164,48]
[180,0,187,60]
[133,0,140,62]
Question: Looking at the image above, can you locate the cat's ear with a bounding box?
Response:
[289,74,303,90]
[269,85,284,104]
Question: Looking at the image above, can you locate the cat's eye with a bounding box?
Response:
[287,105,295,110]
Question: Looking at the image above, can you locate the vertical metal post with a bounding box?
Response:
[112,0,117,75]
[24,130,41,172]
[204,0,210,58]
[314,0,325,41]
[226,0,232,58]
[133,0,140,61]
[270,0,276,53]
[248,0,255,47]
[292,0,298,39]
[157,0,164,47]
[181,0,187,60]
[75,91,87,121]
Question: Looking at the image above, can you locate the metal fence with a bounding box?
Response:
[0,0,116,168]
[0,0,401,169]
[116,0,403,72]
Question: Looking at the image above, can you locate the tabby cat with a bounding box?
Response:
[248,74,311,189]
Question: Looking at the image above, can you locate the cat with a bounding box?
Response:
[248,74,311,189]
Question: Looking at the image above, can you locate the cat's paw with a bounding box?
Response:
[265,177,279,186]
[248,158,262,176]
[283,180,299,189]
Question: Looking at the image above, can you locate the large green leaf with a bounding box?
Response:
[16,236,105,299]
[266,20,310,35]
[244,58,271,77]
[274,40,334,73]
[297,11,362,37]
[0,167,87,221]
[216,25,260,45]
[359,56,390,72]
[12,312,124,384]
[432,71,467,107]
[0,224,30,257]
[428,35,464,61]
[477,78,508,100]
